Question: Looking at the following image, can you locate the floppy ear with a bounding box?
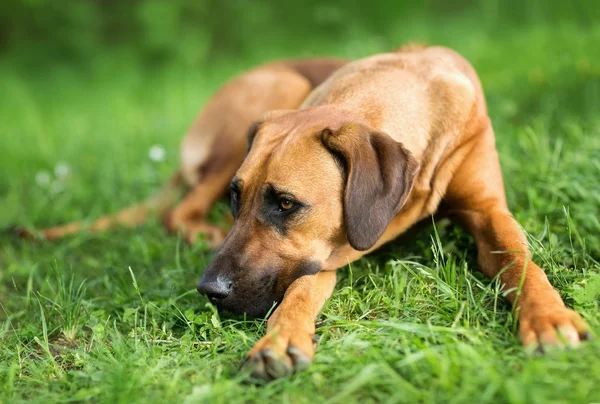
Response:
[321,122,419,251]
[246,120,263,152]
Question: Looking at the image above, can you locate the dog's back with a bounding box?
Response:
[301,45,492,226]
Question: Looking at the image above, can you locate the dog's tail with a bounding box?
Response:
[13,172,185,241]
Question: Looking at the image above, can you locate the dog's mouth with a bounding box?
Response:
[198,258,322,318]
[211,297,279,319]
[197,270,282,318]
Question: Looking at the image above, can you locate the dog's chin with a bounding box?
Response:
[213,298,279,319]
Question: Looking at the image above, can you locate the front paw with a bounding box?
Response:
[242,328,318,382]
[518,305,593,352]
[185,225,227,248]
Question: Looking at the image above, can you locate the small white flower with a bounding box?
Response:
[149,144,166,162]
[35,171,51,188]
[54,161,71,179]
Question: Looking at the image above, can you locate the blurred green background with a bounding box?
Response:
[2,0,599,67]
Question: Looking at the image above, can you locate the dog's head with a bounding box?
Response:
[197,107,418,316]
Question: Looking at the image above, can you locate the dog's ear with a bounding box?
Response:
[246,120,263,152]
[321,122,419,251]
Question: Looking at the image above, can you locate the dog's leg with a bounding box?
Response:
[243,270,337,381]
[16,173,184,240]
[444,127,591,351]
[164,170,233,247]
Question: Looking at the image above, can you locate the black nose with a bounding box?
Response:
[196,275,233,303]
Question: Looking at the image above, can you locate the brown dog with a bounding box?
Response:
[196,45,592,380]
[23,46,592,381]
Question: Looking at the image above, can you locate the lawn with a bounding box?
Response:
[1,4,600,404]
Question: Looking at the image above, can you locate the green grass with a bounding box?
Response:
[2,10,600,404]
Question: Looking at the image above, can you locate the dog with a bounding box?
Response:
[20,45,592,381]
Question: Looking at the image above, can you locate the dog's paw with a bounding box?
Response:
[241,328,318,382]
[162,213,226,248]
[518,305,593,353]
[186,225,227,248]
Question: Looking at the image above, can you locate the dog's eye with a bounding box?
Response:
[230,189,240,217]
[278,199,295,212]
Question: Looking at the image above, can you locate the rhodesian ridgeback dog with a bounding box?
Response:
[20,45,592,381]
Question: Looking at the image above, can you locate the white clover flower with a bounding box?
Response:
[35,171,51,188]
[54,161,71,179]
[149,144,166,162]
